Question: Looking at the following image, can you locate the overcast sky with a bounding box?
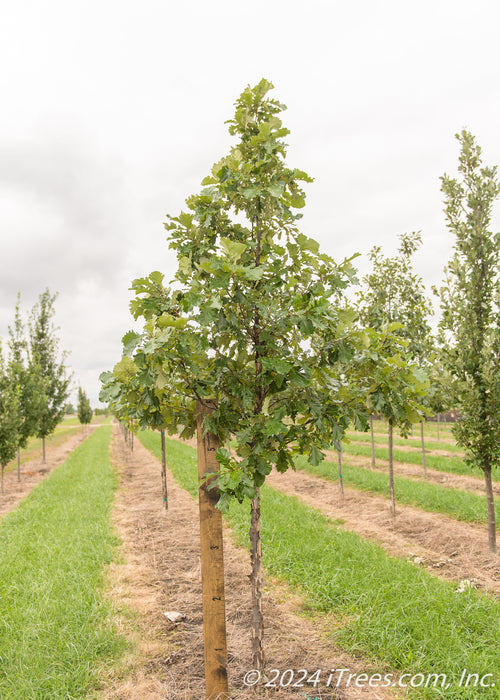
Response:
[1,0,500,407]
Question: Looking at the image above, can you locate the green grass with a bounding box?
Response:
[295,455,499,527]
[345,430,464,454]
[363,420,455,439]
[0,425,126,699]
[138,430,500,699]
[340,441,497,481]
[4,427,82,474]
[4,416,112,475]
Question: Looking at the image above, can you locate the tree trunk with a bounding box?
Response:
[161,430,168,510]
[370,415,375,467]
[437,413,440,441]
[420,421,427,476]
[1,464,4,494]
[388,422,395,517]
[250,489,264,670]
[337,442,344,500]
[42,436,46,464]
[17,447,21,482]
[483,466,497,554]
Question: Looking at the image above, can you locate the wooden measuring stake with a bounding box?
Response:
[160,429,168,510]
[196,400,229,700]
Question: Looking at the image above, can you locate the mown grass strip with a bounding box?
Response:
[138,430,500,699]
[340,442,495,481]
[5,418,112,475]
[0,425,125,699]
[4,426,83,474]
[294,455,499,527]
[362,420,454,438]
[345,430,464,454]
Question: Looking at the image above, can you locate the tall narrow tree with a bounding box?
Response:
[77,387,93,428]
[29,290,71,463]
[0,342,20,494]
[358,233,432,504]
[436,130,500,553]
[8,296,46,480]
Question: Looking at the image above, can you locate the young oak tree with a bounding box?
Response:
[435,130,500,553]
[340,323,429,515]
[357,233,432,503]
[100,351,172,508]
[0,341,20,494]
[123,79,371,668]
[77,387,93,427]
[8,296,46,480]
[29,290,71,463]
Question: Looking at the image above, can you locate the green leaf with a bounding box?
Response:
[243,186,259,199]
[308,444,324,466]
[122,331,142,356]
[290,194,306,209]
[297,233,319,253]
[220,237,246,261]
[149,271,164,286]
[264,417,285,436]
[261,357,293,375]
[243,266,265,281]
[268,183,285,197]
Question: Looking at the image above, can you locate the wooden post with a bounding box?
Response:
[388,422,395,517]
[160,429,168,510]
[420,420,427,476]
[196,400,229,700]
[370,414,376,467]
[337,441,344,500]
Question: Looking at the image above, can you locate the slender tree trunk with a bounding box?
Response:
[420,421,426,476]
[437,413,440,441]
[17,447,21,482]
[161,429,168,510]
[42,436,46,464]
[388,422,395,517]
[370,415,375,467]
[1,464,4,494]
[250,489,264,669]
[337,442,344,500]
[483,466,497,554]
[130,431,134,452]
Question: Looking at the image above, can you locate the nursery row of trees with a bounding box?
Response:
[100,81,500,695]
[0,290,71,490]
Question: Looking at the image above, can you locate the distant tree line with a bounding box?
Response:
[0,289,71,491]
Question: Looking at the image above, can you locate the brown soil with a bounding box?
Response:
[0,426,96,521]
[102,426,399,700]
[265,469,500,597]
[326,450,500,497]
